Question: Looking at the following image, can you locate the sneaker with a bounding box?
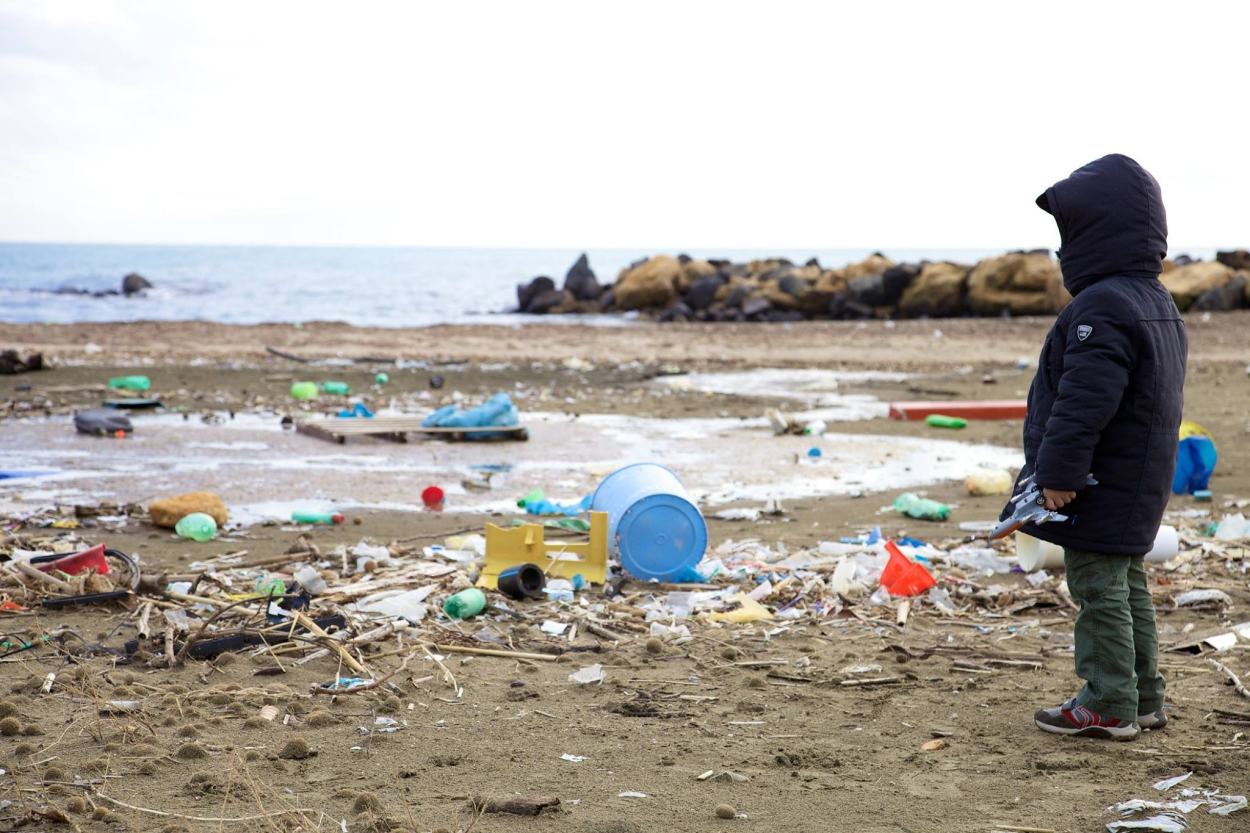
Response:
[1137,709,1167,730]
[1034,699,1141,740]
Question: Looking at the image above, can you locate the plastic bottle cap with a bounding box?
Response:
[422,486,445,507]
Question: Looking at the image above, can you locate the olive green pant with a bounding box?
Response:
[1064,549,1165,722]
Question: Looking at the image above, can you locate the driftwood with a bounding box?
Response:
[470,795,560,816]
[310,652,415,695]
[1210,659,1250,699]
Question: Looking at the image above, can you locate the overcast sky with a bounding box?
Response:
[1,0,1246,250]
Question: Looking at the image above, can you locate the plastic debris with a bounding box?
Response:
[879,540,935,597]
[707,592,772,623]
[1152,773,1193,791]
[893,492,951,521]
[568,663,605,685]
[1213,514,1250,540]
[1106,814,1188,832]
[1173,590,1232,608]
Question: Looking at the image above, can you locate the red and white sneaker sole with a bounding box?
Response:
[1034,717,1141,740]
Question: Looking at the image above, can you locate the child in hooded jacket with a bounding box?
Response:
[1002,154,1187,740]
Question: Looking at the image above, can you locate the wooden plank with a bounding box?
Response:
[295,417,528,444]
[295,420,345,444]
[888,400,1028,421]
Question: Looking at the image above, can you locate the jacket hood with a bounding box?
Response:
[1036,154,1167,296]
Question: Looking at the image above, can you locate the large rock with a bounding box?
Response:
[122,273,152,295]
[149,491,228,529]
[746,258,791,278]
[741,297,773,318]
[678,259,717,294]
[563,254,602,301]
[526,288,574,314]
[1162,262,1235,311]
[657,301,693,323]
[965,252,1068,316]
[757,283,800,311]
[839,253,895,281]
[613,255,681,310]
[721,283,754,309]
[1191,273,1248,312]
[898,262,970,317]
[686,275,725,311]
[518,276,555,310]
[848,263,919,308]
[1216,250,1250,271]
[777,273,809,298]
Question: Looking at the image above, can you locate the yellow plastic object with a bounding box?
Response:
[478,511,608,590]
[707,592,773,623]
[1179,420,1215,447]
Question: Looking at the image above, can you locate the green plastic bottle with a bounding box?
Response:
[517,488,544,509]
[292,511,344,525]
[108,375,151,391]
[444,588,486,620]
[322,381,350,395]
[175,512,217,542]
[374,372,389,385]
[291,381,318,400]
[925,414,968,429]
[893,493,951,521]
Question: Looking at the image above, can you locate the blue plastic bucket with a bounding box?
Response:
[591,463,707,581]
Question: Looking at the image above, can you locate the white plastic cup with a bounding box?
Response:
[1144,525,1178,562]
[1014,532,1065,571]
[1016,524,1178,570]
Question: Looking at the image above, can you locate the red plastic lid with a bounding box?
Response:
[421,486,445,507]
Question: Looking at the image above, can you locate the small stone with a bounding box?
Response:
[922,739,949,751]
[715,803,736,819]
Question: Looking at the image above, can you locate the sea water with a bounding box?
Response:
[1,242,1041,328]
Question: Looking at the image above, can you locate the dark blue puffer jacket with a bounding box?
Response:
[1001,154,1188,556]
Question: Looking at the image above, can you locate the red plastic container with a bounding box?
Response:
[35,543,110,576]
[422,486,445,510]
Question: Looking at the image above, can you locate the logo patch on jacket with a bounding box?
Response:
[1076,324,1093,341]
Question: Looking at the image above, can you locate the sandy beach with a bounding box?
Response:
[2,315,1249,832]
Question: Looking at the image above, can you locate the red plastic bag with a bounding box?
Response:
[880,539,935,597]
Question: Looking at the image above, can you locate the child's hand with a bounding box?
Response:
[1043,488,1077,511]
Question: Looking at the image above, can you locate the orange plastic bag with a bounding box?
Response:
[880,539,935,597]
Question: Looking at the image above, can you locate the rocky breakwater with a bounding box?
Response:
[515,248,1250,321]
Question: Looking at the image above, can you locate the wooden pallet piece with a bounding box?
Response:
[296,416,528,444]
